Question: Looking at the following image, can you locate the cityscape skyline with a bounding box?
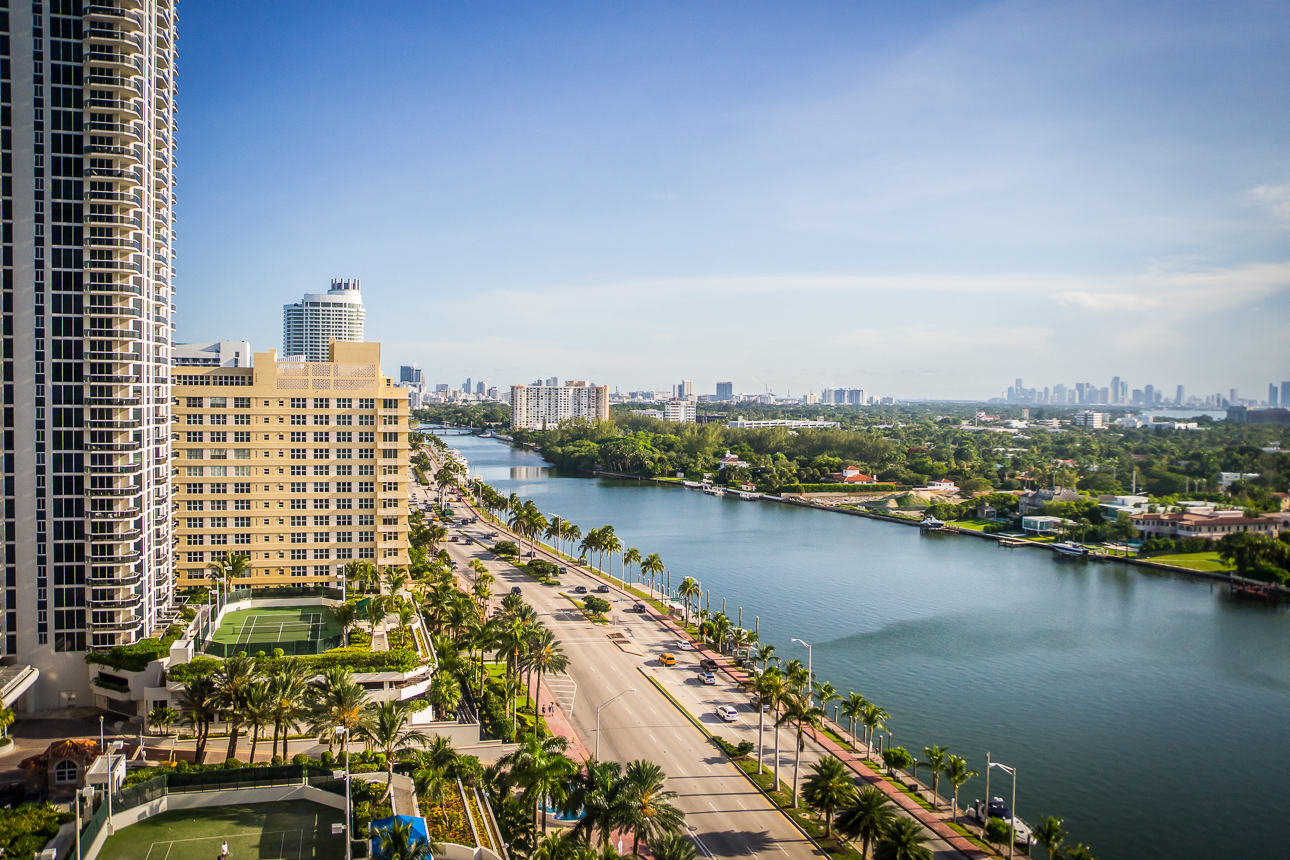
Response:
[173,2,1289,400]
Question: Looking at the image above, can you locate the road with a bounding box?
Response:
[413,482,824,860]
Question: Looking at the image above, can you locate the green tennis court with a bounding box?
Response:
[96,800,344,860]
[210,606,343,650]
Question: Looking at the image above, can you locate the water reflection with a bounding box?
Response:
[511,466,550,480]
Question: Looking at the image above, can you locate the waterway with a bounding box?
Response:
[441,433,1289,860]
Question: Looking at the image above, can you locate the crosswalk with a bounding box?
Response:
[544,672,578,714]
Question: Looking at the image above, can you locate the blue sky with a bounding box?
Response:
[176,1,1290,401]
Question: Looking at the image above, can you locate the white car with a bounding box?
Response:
[678,641,695,651]
[715,705,739,722]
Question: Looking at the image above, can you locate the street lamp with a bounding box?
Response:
[985,752,1019,860]
[333,726,353,860]
[335,564,347,602]
[74,785,93,860]
[595,688,636,761]
[790,638,812,699]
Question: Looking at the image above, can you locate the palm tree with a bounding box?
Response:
[526,628,570,718]
[841,693,868,751]
[943,755,979,822]
[1033,815,1066,859]
[836,786,897,859]
[814,680,841,719]
[1063,843,1097,860]
[640,554,664,598]
[0,705,13,742]
[375,818,434,860]
[383,565,409,597]
[265,659,311,761]
[505,732,578,832]
[178,675,218,762]
[148,704,179,737]
[758,644,776,671]
[213,651,258,762]
[648,833,697,860]
[243,681,274,764]
[544,516,563,554]
[677,577,700,627]
[709,613,732,653]
[753,668,785,776]
[415,764,453,831]
[860,705,889,759]
[801,756,857,837]
[429,669,463,721]
[563,523,582,561]
[332,602,359,647]
[777,692,825,807]
[873,817,932,860]
[567,759,623,848]
[623,547,642,586]
[620,759,685,856]
[600,528,622,583]
[361,701,432,801]
[364,595,390,640]
[919,745,949,808]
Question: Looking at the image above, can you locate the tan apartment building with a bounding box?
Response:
[510,381,610,430]
[172,342,409,589]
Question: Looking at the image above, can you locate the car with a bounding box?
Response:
[595,585,611,593]
[699,658,719,672]
[678,641,695,651]
[631,602,647,613]
[715,705,739,722]
[573,585,587,594]
[659,653,677,666]
[462,538,473,544]
[749,694,770,712]
[524,551,535,558]
[700,672,717,685]
[559,566,569,574]
[510,586,523,596]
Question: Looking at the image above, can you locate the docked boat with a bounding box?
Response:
[702,487,727,497]
[1052,541,1090,556]
[968,797,1035,847]
[738,492,759,500]
[919,517,946,529]
[682,481,702,488]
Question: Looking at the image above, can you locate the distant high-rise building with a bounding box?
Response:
[1144,384,1155,405]
[1111,377,1121,405]
[1230,388,1238,405]
[283,279,365,362]
[476,381,486,395]
[510,382,610,429]
[545,377,559,387]
[1272,384,1281,408]
[672,380,695,402]
[716,381,733,401]
[400,365,424,387]
[1052,383,1067,404]
[1175,385,1185,406]
[1016,378,1024,393]
[1282,382,1290,409]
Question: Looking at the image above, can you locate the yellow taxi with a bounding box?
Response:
[659,653,677,666]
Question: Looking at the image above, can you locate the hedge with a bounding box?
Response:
[0,803,72,860]
[85,631,181,672]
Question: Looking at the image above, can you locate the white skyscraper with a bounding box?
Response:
[283,278,366,362]
[2,0,179,710]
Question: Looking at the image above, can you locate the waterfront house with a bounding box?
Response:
[1018,486,1084,515]
[827,465,877,483]
[924,479,959,493]
[1021,515,1070,534]
[1131,509,1284,540]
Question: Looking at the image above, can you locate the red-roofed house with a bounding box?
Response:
[827,466,877,484]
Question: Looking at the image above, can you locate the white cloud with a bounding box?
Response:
[1248,183,1290,225]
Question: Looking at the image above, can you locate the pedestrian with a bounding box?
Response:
[221,841,230,858]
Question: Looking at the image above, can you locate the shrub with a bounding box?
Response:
[492,541,519,557]
[84,633,180,672]
[525,559,559,579]
[292,753,310,765]
[582,595,611,615]
[320,750,335,766]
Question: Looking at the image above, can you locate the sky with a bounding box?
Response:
[175,1,1290,402]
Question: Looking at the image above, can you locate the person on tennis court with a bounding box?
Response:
[221,840,230,857]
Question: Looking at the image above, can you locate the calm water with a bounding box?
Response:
[444,434,1289,860]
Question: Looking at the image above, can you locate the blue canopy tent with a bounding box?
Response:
[369,815,431,859]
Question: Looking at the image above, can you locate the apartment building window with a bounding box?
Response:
[209,414,227,426]
[291,565,308,577]
[313,414,330,426]
[358,498,375,509]
[235,398,252,409]
[336,548,353,559]
[290,414,307,426]
[186,397,203,408]
[210,483,228,494]
[291,498,307,510]
[234,534,251,545]
[291,398,307,409]
[313,498,331,510]
[291,533,307,544]
[313,565,331,576]
[313,515,330,526]
[313,549,330,560]
[186,413,203,425]
[358,431,374,442]
[336,498,352,510]
[336,531,352,543]
[337,399,353,409]
[358,531,374,543]
[291,549,307,560]
[233,431,251,442]
[358,515,375,526]
[336,482,353,493]
[186,535,204,546]
[234,483,251,494]
[186,483,204,494]
[313,482,331,493]
[313,466,330,476]
[291,482,307,493]
[336,415,352,426]
[383,399,398,409]
[312,449,330,460]
[290,431,306,442]
[290,449,306,460]
[186,501,204,511]
[358,415,374,426]
[358,547,374,559]
[313,398,330,409]
[291,466,307,476]
[359,399,375,409]
[186,431,203,442]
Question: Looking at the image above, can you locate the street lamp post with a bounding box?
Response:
[334,726,353,860]
[790,638,812,700]
[595,688,636,761]
[987,756,1019,859]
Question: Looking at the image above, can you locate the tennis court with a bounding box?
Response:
[96,800,345,860]
[207,606,343,657]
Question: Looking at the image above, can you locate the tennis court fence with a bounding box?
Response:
[205,633,343,658]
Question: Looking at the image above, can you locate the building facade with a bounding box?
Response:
[715,381,733,401]
[509,382,609,430]
[662,400,696,423]
[0,0,179,710]
[282,279,365,362]
[173,341,252,368]
[173,343,409,590]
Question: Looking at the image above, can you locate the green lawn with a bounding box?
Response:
[1146,552,1233,573]
[950,519,994,531]
[97,800,344,860]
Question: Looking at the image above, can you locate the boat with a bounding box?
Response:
[738,492,759,500]
[1052,541,1090,556]
[682,481,702,488]
[702,487,727,497]
[968,797,1035,847]
[919,517,946,529]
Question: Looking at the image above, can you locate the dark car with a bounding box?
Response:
[573,585,587,594]
[700,658,719,672]
[595,584,611,593]
[559,566,569,574]
[631,602,647,612]
[524,551,535,558]
[510,586,523,596]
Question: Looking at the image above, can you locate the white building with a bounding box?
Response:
[2,1,179,711]
[1072,411,1105,428]
[173,341,253,368]
[663,401,697,423]
[727,419,841,429]
[510,382,611,430]
[283,279,366,362]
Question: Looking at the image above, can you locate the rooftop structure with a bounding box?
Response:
[283,279,366,362]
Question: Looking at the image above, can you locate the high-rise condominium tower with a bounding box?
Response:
[283,278,365,362]
[2,0,179,710]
